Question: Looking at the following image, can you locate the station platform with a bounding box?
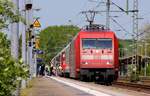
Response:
[21,76,150,96]
[21,77,94,96]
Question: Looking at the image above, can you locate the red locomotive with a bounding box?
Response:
[51,25,119,84]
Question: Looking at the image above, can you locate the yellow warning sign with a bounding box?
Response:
[33,19,41,28]
[36,38,40,49]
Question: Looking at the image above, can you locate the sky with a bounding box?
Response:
[32,0,150,39]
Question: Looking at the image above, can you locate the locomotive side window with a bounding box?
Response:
[82,39,96,49]
[97,39,112,49]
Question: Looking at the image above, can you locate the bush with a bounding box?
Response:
[130,72,140,82]
[0,33,28,96]
[127,64,140,82]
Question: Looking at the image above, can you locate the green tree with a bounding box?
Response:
[0,0,21,29]
[119,39,133,57]
[141,24,150,55]
[39,25,79,64]
[140,24,150,76]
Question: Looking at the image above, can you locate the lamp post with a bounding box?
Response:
[25,0,41,78]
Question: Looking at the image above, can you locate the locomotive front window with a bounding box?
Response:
[82,38,112,49]
[82,39,96,49]
[97,39,112,49]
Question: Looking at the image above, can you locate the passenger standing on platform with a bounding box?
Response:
[38,65,41,77]
[50,65,55,76]
[40,64,45,76]
[45,65,50,77]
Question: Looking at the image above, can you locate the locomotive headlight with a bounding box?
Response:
[106,61,110,65]
[66,66,69,69]
[96,50,99,53]
[106,61,113,65]
[85,62,88,65]
[82,61,88,65]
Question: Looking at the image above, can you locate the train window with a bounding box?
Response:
[82,39,96,49]
[97,39,112,49]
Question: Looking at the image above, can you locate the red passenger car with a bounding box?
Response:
[52,25,119,84]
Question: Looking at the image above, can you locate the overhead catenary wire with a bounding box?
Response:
[110,17,131,35]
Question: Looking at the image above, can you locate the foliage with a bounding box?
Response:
[0,33,28,96]
[39,25,79,64]
[147,64,150,76]
[119,39,133,56]
[141,24,150,55]
[130,72,140,82]
[119,39,133,49]
[0,0,28,95]
[0,0,22,29]
[140,64,150,76]
[140,24,150,75]
[127,64,140,82]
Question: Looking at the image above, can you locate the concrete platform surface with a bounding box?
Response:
[23,76,150,96]
[25,77,94,96]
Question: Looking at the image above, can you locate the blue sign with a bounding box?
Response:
[36,50,44,54]
[37,58,43,62]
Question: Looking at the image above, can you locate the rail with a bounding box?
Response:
[113,81,150,90]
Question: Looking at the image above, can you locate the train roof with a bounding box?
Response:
[79,30,115,34]
[79,24,116,35]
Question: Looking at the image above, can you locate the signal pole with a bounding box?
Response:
[133,0,138,36]
[22,1,27,70]
[106,0,110,30]
[25,0,33,79]
[132,0,139,74]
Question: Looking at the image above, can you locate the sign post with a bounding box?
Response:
[33,19,41,77]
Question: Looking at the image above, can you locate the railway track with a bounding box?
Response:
[60,76,150,89]
[55,76,150,94]
[113,81,150,92]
